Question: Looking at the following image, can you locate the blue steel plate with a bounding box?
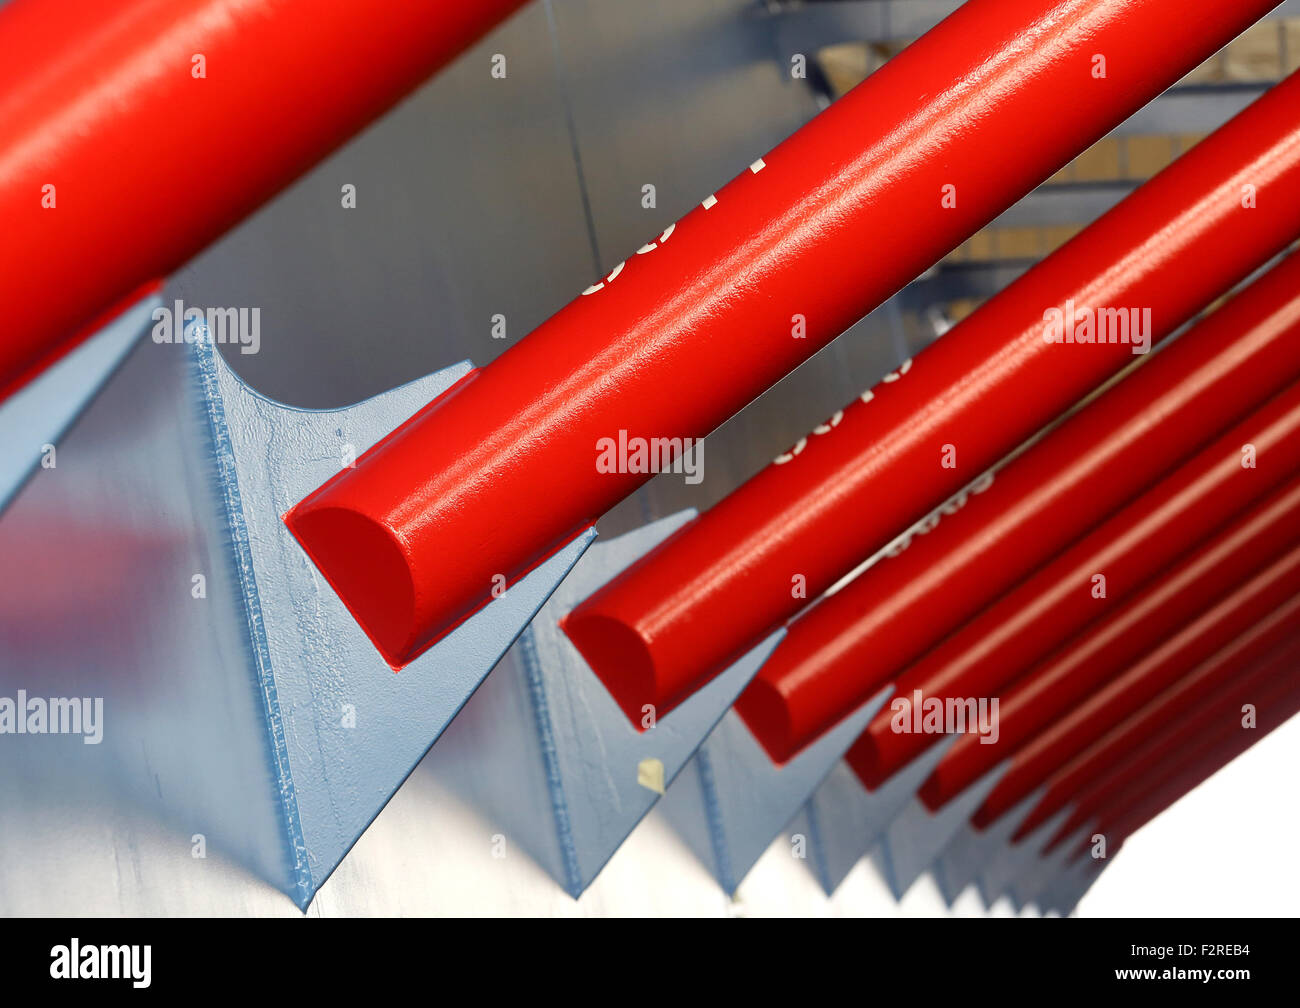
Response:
[873,763,1009,900]
[0,330,591,909]
[801,735,959,896]
[659,687,891,895]
[0,295,157,514]
[426,513,783,898]
[930,788,1043,906]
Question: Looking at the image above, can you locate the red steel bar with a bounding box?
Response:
[1052,679,1300,867]
[1043,674,1300,876]
[560,66,1300,719]
[1010,612,1300,841]
[853,368,1300,787]
[1088,692,1300,856]
[918,479,1300,809]
[738,259,1300,761]
[977,561,1300,828]
[286,0,1287,670]
[1057,670,1300,859]
[0,0,529,400]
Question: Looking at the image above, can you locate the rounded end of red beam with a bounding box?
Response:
[972,770,1026,829]
[850,689,944,788]
[282,366,601,669]
[732,674,797,766]
[844,732,888,792]
[1009,802,1052,845]
[558,611,662,728]
[732,598,901,765]
[284,504,418,670]
[559,524,768,727]
[970,800,999,832]
[917,765,955,814]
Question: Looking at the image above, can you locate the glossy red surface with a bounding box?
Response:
[1091,684,1300,855]
[0,0,527,400]
[1007,601,1300,841]
[755,253,1300,765]
[854,358,1300,787]
[564,61,1300,725]
[917,476,1300,810]
[288,0,1283,670]
[1055,668,1300,858]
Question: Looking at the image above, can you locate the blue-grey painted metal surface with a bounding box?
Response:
[0,296,157,515]
[204,342,594,906]
[659,686,891,894]
[1041,857,1105,916]
[0,327,591,909]
[975,805,1075,910]
[801,735,958,896]
[763,0,964,55]
[427,513,784,897]
[873,764,1008,899]
[931,788,1042,906]
[1007,832,1079,913]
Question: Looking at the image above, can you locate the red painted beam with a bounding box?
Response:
[1058,671,1300,860]
[852,361,1300,788]
[559,64,1300,723]
[742,255,1300,763]
[979,556,1300,829]
[286,0,1286,671]
[1093,692,1300,857]
[1012,614,1300,843]
[918,479,1300,809]
[0,0,529,401]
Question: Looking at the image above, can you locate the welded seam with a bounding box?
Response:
[518,627,583,896]
[192,340,313,908]
[802,797,832,893]
[694,746,737,894]
[876,829,901,899]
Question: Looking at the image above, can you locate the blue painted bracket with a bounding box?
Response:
[1039,857,1105,916]
[1006,829,1081,913]
[659,687,891,895]
[425,514,783,898]
[800,735,960,896]
[930,788,1042,906]
[976,804,1075,909]
[0,328,590,910]
[872,763,1009,900]
[0,295,155,515]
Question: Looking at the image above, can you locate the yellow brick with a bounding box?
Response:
[948,299,981,323]
[1180,53,1224,85]
[1047,162,1075,185]
[1225,20,1282,81]
[1285,20,1300,75]
[1176,133,1210,156]
[944,241,967,264]
[966,231,996,262]
[995,228,1040,260]
[1073,137,1122,182]
[1042,225,1082,254]
[1124,135,1175,179]
[816,43,875,98]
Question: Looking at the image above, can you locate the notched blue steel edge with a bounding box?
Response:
[195,338,596,908]
[192,338,312,907]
